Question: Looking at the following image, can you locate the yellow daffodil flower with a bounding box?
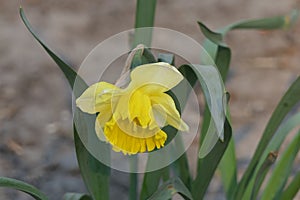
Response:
[76,62,189,154]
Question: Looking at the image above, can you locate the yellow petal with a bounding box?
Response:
[95,115,107,141]
[76,82,118,114]
[146,137,155,151]
[129,62,183,93]
[151,93,189,131]
[128,90,152,128]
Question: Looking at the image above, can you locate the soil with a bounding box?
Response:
[0,0,299,199]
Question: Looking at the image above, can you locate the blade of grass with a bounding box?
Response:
[0,177,48,200]
[261,130,300,200]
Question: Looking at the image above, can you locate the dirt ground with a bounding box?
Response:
[0,0,299,199]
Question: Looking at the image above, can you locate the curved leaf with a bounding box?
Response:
[222,9,299,33]
[0,177,48,200]
[20,7,86,98]
[180,64,226,157]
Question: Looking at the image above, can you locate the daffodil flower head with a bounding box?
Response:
[76,62,189,155]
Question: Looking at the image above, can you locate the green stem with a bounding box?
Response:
[129,156,138,200]
[132,0,157,48]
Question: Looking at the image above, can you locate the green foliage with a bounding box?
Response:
[0,177,48,200]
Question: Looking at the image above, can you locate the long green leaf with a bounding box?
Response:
[20,7,110,200]
[0,177,48,200]
[280,170,300,200]
[20,7,86,98]
[63,193,92,200]
[179,63,230,198]
[148,178,193,200]
[198,22,237,199]
[235,77,300,199]
[261,130,300,200]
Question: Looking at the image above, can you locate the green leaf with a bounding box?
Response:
[213,41,237,200]
[178,63,232,198]
[20,7,110,200]
[235,77,300,199]
[0,177,48,200]
[133,0,156,47]
[198,22,223,45]
[261,130,300,200]
[63,193,92,200]
[180,64,227,155]
[280,170,300,200]
[20,7,86,98]
[243,112,300,199]
[148,178,194,200]
[215,45,231,81]
[222,9,299,33]
[191,119,232,199]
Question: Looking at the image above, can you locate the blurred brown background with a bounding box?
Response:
[0,0,299,199]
